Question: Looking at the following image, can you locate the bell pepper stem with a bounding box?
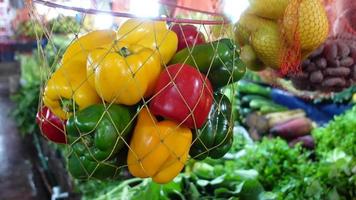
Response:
[118,47,131,57]
[60,98,79,113]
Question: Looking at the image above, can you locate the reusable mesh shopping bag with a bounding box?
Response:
[30,0,242,183]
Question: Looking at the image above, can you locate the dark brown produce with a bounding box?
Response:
[352,65,356,80]
[350,47,356,61]
[337,40,351,58]
[315,58,327,69]
[340,57,354,67]
[289,135,315,149]
[270,117,312,140]
[291,37,356,92]
[306,62,317,72]
[297,72,309,79]
[328,59,340,68]
[291,77,310,90]
[324,67,350,76]
[322,77,346,87]
[309,71,323,83]
[302,59,311,69]
[323,42,338,61]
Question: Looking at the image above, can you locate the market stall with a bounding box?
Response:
[1,0,355,199]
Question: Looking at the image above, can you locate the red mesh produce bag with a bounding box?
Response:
[235,0,330,76]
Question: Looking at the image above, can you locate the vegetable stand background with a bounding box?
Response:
[8,0,355,199]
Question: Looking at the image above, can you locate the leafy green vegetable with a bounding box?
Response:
[10,83,40,136]
[75,108,356,200]
[78,177,185,200]
[312,107,356,199]
[232,107,356,199]
[235,138,314,192]
[186,160,265,200]
[313,107,356,157]
[16,53,47,85]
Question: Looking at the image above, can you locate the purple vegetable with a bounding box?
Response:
[289,135,315,149]
[270,117,312,140]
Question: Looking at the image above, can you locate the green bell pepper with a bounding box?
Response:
[66,104,135,180]
[190,93,233,160]
[208,58,246,89]
[169,38,246,90]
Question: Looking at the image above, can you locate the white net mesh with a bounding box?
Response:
[30,0,242,183]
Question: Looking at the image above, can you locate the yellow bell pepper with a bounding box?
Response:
[87,42,161,105]
[117,19,178,64]
[43,53,101,120]
[61,30,116,89]
[43,30,116,119]
[127,108,192,184]
[62,30,116,64]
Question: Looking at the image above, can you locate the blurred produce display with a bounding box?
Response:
[14,20,43,39]
[13,16,80,39]
[48,16,81,34]
[221,80,354,150]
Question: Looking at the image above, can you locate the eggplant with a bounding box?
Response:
[289,135,315,149]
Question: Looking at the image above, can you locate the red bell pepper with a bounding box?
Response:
[149,64,213,129]
[171,24,206,51]
[36,106,67,144]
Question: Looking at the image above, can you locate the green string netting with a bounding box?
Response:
[29,0,239,182]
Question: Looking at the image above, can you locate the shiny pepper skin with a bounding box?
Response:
[170,39,246,89]
[36,106,67,144]
[171,24,206,51]
[117,19,178,64]
[190,94,234,160]
[43,52,101,120]
[66,104,135,180]
[127,108,192,184]
[149,64,213,129]
[43,30,115,119]
[87,42,161,105]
